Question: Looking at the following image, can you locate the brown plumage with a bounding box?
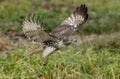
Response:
[23,4,88,59]
[52,4,88,40]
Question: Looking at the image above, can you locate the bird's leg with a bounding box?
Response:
[40,57,49,66]
[40,46,57,65]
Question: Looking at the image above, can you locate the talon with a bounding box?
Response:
[40,58,48,66]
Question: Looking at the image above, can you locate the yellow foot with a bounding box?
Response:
[40,59,48,66]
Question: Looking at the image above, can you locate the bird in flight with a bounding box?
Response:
[23,4,88,61]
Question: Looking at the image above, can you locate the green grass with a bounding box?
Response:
[0,33,120,79]
[0,44,119,79]
[0,0,120,79]
[0,0,120,34]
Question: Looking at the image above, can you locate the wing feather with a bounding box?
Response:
[61,4,88,27]
[52,4,88,39]
[23,14,53,43]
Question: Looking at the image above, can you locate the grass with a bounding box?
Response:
[0,0,120,79]
[0,33,120,79]
[0,43,119,79]
[0,0,120,34]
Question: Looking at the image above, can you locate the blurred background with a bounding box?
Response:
[0,0,120,79]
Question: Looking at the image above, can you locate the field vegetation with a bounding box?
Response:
[0,0,120,79]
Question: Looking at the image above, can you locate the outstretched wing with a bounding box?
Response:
[23,14,53,43]
[52,4,88,39]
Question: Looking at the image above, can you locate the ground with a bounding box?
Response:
[0,0,120,79]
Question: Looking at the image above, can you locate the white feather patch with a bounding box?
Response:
[42,47,56,58]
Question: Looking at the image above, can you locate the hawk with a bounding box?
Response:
[23,4,88,59]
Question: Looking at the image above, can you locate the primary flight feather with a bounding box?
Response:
[23,4,88,58]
